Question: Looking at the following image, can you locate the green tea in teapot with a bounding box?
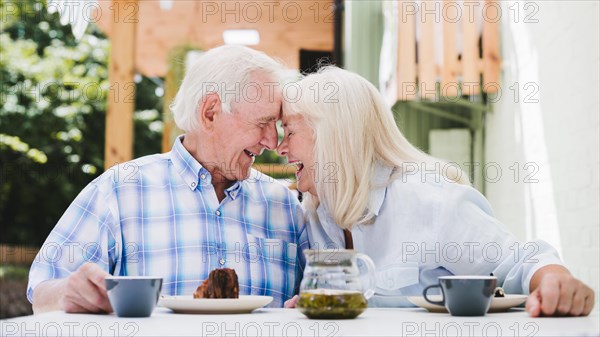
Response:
[297,289,368,319]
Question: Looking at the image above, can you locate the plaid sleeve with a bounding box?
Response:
[27,178,119,303]
[293,203,309,295]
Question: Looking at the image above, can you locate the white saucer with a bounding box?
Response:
[408,294,528,313]
[158,295,273,314]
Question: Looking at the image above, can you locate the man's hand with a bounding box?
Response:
[32,263,113,314]
[527,268,595,317]
[61,263,113,313]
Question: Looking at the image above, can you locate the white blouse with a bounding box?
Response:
[306,163,563,307]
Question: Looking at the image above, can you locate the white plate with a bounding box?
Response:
[408,294,528,313]
[158,295,273,314]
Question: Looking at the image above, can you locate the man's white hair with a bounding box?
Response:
[170,45,284,132]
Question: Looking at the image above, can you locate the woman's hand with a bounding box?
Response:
[284,295,298,308]
[526,265,595,317]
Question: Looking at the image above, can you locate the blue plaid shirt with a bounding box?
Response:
[28,136,308,307]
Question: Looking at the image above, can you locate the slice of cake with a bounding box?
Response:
[193,268,239,299]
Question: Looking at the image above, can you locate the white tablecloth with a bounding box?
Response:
[2,308,599,336]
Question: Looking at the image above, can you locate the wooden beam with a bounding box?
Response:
[405,101,472,127]
[398,0,417,100]
[461,0,480,95]
[418,0,436,100]
[104,0,137,169]
[94,0,334,77]
[162,54,177,153]
[438,97,490,112]
[441,0,460,97]
[482,0,501,93]
[252,164,297,178]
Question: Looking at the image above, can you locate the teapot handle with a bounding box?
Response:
[356,253,377,300]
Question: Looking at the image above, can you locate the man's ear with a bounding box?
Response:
[197,93,221,130]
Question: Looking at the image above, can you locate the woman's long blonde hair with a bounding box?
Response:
[283,66,470,230]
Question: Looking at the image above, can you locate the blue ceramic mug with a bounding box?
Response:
[105,276,163,317]
[423,276,496,316]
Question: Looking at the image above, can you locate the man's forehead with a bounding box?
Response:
[245,75,283,101]
[257,114,278,122]
[247,102,280,122]
[237,93,281,120]
[281,114,302,127]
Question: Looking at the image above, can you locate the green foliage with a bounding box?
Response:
[0,0,163,245]
[0,265,29,280]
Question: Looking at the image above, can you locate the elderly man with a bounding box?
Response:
[28,45,307,312]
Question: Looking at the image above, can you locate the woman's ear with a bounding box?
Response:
[197,93,221,130]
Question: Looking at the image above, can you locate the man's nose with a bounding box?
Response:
[261,123,278,150]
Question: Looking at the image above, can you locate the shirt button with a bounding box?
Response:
[191,182,196,187]
[200,174,206,180]
[219,258,225,265]
[215,210,221,216]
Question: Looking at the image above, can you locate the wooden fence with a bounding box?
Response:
[397,0,501,100]
[0,245,39,266]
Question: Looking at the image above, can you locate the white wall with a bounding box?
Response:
[486,1,599,298]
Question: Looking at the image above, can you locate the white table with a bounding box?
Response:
[1,308,599,336]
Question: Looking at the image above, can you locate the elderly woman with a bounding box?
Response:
[278,66,594,316]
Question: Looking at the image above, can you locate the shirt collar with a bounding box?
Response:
[367,161,394,216]
[225,181,242,200]
[170,135,243,200]
[171,136,203,191]
[315,205,345,248]
[313,161,393,246]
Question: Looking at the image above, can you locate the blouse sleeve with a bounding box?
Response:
[435,183,563,294]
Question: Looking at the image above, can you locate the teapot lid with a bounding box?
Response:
[304,249,357,266]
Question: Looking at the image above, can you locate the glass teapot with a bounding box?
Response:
[297,249,377,319]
